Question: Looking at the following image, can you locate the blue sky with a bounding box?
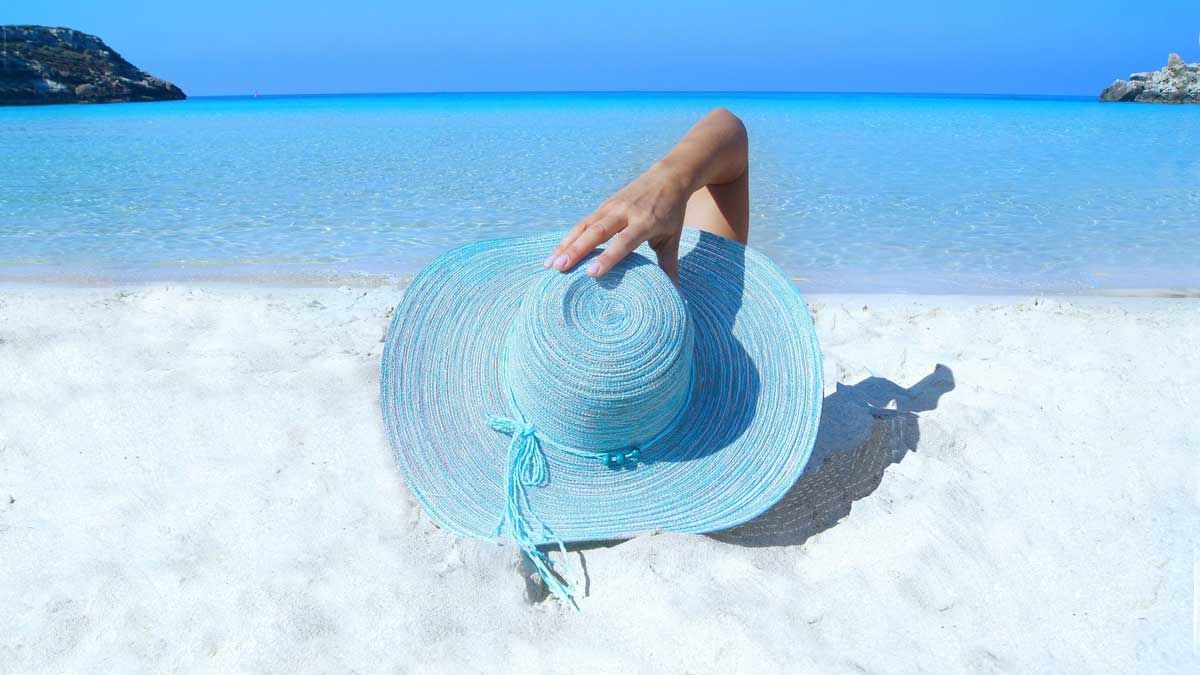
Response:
[8,1,1198,96]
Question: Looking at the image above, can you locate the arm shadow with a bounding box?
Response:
[707,363,955,548]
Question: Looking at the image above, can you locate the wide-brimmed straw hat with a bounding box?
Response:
[380,228,822,608]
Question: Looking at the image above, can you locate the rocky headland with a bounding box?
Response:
[0,25,185,105]
[1100,53,1199,103]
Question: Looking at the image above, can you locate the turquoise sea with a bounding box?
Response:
[1,93,1197,292]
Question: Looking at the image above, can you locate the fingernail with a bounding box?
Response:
[542,254,555,269]
[585,262,600,276]
[554,255,569,270]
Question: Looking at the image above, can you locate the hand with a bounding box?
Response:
[543,163,690,282]
[542,108,750,282]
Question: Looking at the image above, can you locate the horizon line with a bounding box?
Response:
[190,89,1096,100]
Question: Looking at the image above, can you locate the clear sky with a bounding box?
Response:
[7,1,1199,97]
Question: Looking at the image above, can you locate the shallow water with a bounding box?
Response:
[2,92,1197,291]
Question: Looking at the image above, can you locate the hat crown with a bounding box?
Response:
[505,255,694,453]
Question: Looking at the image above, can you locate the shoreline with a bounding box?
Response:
[0,275,1197,298]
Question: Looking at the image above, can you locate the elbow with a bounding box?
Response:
[710,107,747,149]
[711,107,746,134]
[709,107,748,164]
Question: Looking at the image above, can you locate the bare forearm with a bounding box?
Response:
[653,108,748,195]
[546,107,749,281]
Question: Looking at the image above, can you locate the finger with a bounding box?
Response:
[651,235,682,284]
[544,215,594,268]
[586,227,645,278]
[554,215,624,271]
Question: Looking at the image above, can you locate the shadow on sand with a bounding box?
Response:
[708,364,955,548]
[535,364,957,602]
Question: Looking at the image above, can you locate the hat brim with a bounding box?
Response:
[380,229,822,544]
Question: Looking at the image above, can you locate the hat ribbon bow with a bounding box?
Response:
[486,413,581,610]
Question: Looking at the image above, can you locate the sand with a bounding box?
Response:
[0,285,1196,673]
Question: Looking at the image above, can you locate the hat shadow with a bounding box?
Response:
[530,364,954,602]
[707,363,955,548]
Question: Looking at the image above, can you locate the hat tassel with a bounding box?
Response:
[487,414,582,610]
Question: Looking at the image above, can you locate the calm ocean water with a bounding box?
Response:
[1,93,1197,292]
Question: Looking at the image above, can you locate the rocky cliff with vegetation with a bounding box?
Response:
[0,25,185,105]
[1100,53,1199,103]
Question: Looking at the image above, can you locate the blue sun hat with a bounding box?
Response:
[380,228,822,609]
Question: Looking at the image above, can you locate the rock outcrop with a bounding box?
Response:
[0,25,185,105]
[1100,53,1200,103]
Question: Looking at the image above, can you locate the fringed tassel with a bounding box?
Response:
[487,414,581,610]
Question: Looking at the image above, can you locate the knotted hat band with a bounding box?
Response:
[486,360,696,609]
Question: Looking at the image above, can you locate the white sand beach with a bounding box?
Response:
[1,285,1196,673]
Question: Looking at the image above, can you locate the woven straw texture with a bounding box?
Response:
[380,228,822,544]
